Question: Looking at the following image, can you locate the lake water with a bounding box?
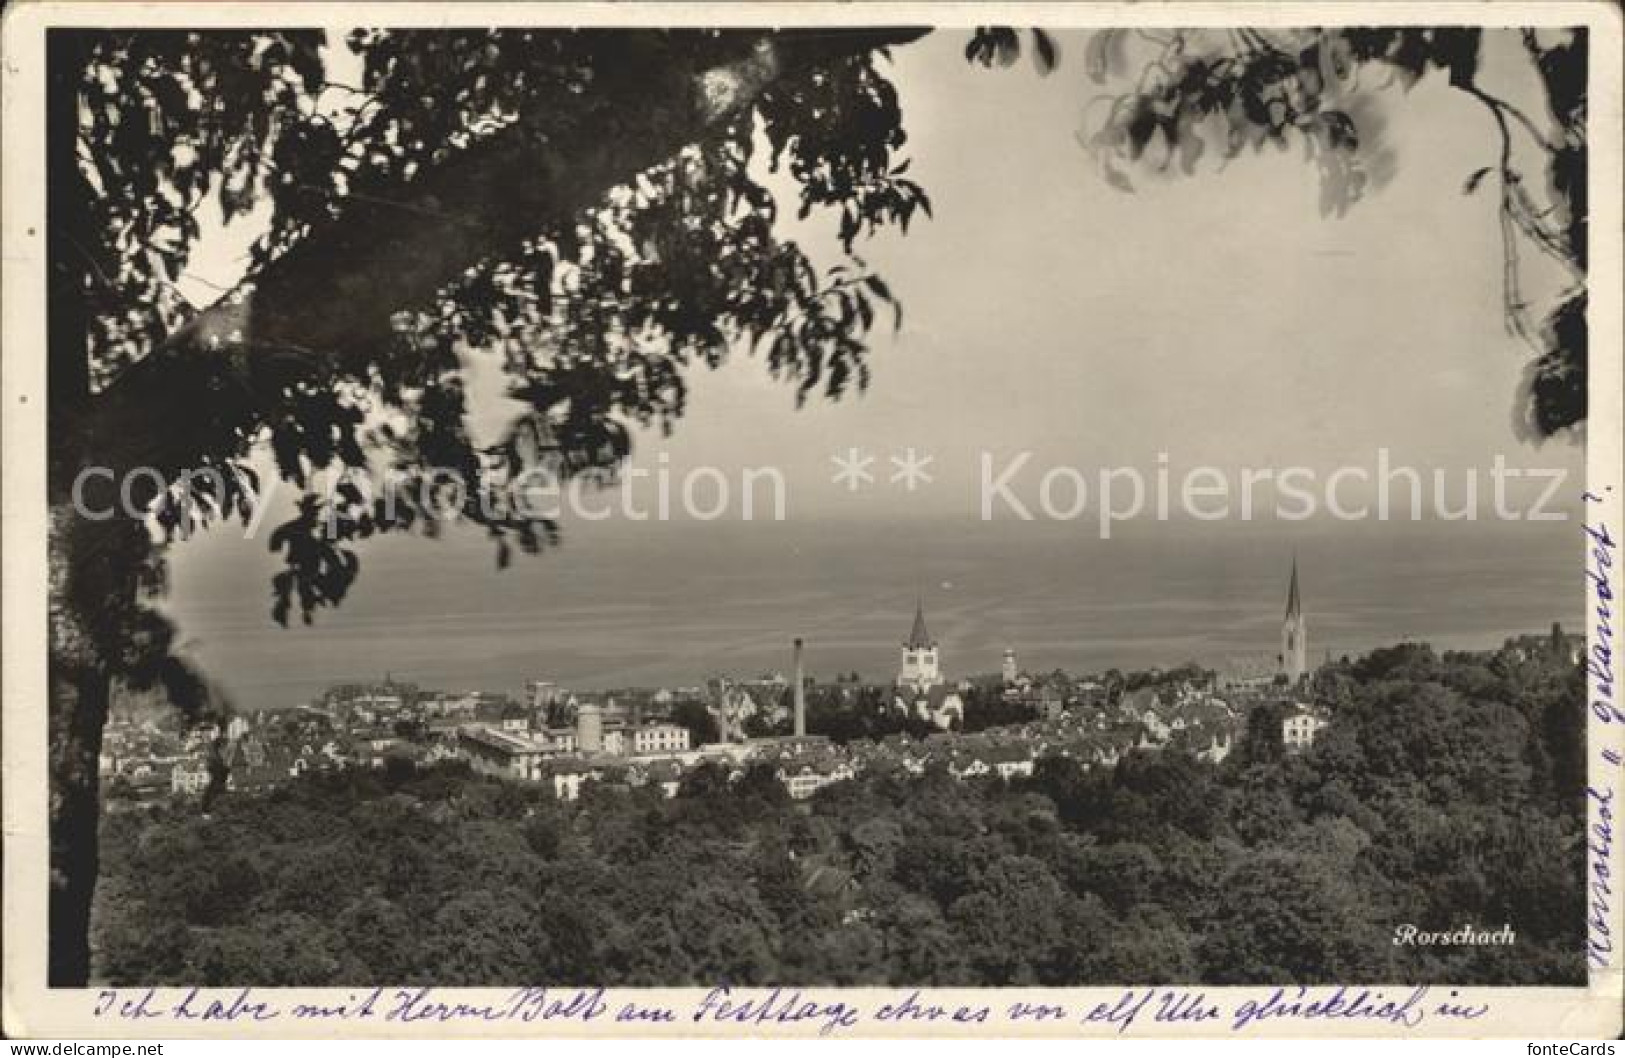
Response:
[160,513,1587,713]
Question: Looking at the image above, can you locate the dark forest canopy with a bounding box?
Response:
[46,24,1590,985]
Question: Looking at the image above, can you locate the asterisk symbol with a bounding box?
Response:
[830,447,876,491]
[889,448,935,491]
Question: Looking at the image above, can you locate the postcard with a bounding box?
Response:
[2,0,1621,1040]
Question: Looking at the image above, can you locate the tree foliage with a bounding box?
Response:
[1064,26,1588,438]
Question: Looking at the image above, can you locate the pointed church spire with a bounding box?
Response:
[1281,556,1308,684]
[906,597,934,648]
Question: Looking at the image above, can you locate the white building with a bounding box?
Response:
[632,723,691,756]
[459,726,551,782]
[779,759,855,800]
[1282,706,1328,750]
[539,728,578,753]
[171,758,211,796]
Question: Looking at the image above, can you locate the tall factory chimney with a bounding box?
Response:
[793,637,807,738]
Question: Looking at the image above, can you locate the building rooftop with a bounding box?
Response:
[459,725,546,755]
[905,599,934,649]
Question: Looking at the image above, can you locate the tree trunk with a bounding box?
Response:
[47,506,113,987]
[46,28,115,987]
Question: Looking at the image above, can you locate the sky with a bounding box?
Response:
[546,28,1584,516]
[159,28,1590,707]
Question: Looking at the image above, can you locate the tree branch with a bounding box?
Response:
[72,27,931,505]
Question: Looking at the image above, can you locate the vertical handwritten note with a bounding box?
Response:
[1584,491,1619,972]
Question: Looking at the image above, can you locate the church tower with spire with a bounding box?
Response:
[898,599,943,693]
[1281,558,1308,685]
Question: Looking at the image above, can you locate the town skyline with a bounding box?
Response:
[103,561,1583,819]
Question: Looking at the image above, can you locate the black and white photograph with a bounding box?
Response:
[2,0,1621,1042]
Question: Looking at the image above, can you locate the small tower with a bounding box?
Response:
[898,599,942,693]
[576,700,604,754]
[1002,648,1018,685]
[1281,557,1308,685]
